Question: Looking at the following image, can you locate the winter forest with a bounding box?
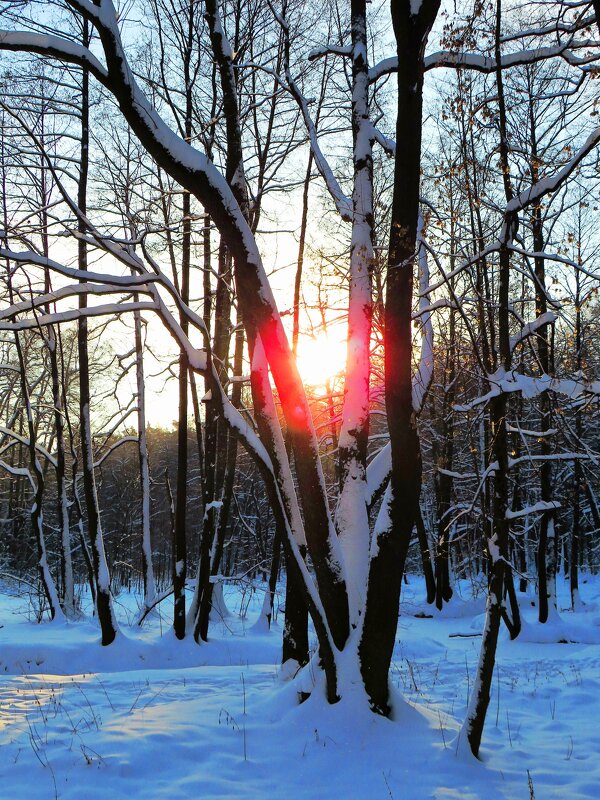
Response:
[0,0,599,796]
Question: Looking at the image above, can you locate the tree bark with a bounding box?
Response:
[359,0,440,715]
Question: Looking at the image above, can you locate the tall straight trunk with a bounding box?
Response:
[134,309,156,612]
[37,105,75,617]
[78,21,117,644]
[172,0,196,638]
[571,236,583,609]
[434,208,457,609]
[434,474,454,609]
[529,98,556,623]
[189,0,242,636]
[195,321,244,641]
[509,422,528,594]
[190,242,232,640]
[462,1,520,756]
[117,134,157,619]
[58,325,96,604]
[292,154,313,357]
[335,0,373,628]
[49,327,73,615]
[2,118,65,619]
[457,74,495,585]
[359,0,440,714]
[173,192,190,639]
[186,214,210,615]
[415,504,435,604]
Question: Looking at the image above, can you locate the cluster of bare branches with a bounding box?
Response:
[0,0,598,758]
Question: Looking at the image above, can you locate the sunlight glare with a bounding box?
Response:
[295,331,346,390]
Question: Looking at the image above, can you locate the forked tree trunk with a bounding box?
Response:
[13,329,64,622]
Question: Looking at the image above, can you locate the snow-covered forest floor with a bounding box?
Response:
[0,575,599,799]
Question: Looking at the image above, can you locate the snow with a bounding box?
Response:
[412,215,434,413]
[506,124,600,215]
[506,500,561,520]
[366,443,391,506]
[0,31,108,79]
[1,576,599,798]
[510,312,557,353]
[203,500,223,517]
[368,42,597,83]
[455,369,600,412]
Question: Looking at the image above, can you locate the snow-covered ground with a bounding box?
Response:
[0,574,599,799]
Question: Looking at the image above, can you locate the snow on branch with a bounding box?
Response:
[508,244,600,281]
[369,483,393,559]
[510,312,557,353]
[437,468,477,479]
[508,453,596,468]
[269,5,353,221]
[371,126,396,158]
[455,369,600,412]
[0,31,108,82]
[0,427,57,468]
[369,43,600,82]
[0,302,157,332]
[94,436,138,468]
[506,501,561,520]
[500,14,598,43]
[0,247,160,290]
[506,424,557,438]
[0,458,34,487]
[506,126,600,214]
[366,444,391,508]
[308,44,352,61]
[423,118,600,297]
[421,240,502,296]
[0,282,152,323]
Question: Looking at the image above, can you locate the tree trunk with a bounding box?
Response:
[78,21,117,644]
[359,0,440,715]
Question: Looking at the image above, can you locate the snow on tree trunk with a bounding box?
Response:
[335,0,373,630]
[359,0,440,715]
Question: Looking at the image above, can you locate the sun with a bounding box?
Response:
[295,331,347,390]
